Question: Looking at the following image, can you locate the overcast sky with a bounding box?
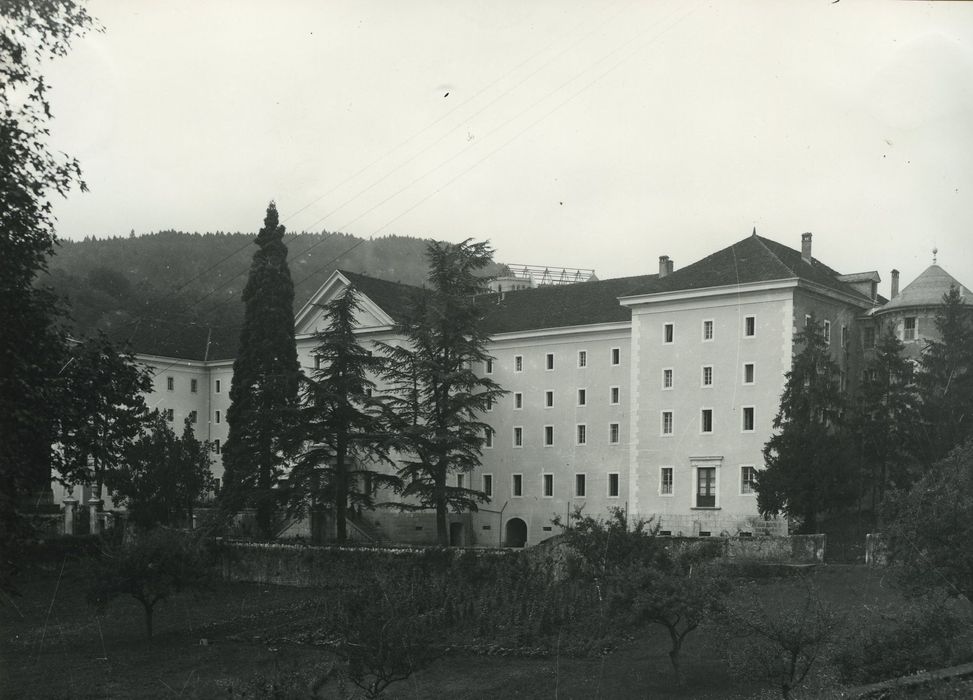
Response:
[47,0,973,296]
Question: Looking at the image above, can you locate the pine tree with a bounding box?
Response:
[380,240,506,545]
[286,287,400,541]
[221,203,300,538]
[757,316,855,533]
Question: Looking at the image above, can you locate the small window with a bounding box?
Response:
[514,392,523,409]
[702,366,713,387]
[215,379,222,393]
[610,386,620,404]
[486,396,494,412]
[515,355,523,372]
[805,314,812,328]
[484,427,493,448]
[578,350,587,368]
[608,472,620,498]
[741,466,757,495]
[513,427,523,447]
[577,388,586,406]
[485,359,494,374]
[512,474,523,497]
[545,390,554,408]
[742,406,755,432]
[662,411,674,435]
[744,363,755,384]
[166,376,174,391]
[701,409,713,433]
[660,467,673,495]
[189,410,197,423]
[841,325,848,348]
[542,474,554,498]
[544,425,554,446]
[863,326,876,348]
[214,438,221,454]
[456,474,465,488]
[546,353,555,370]
[483,474,493,497]
[165,408,174,421]
[663,368,673,389]
[744,315,756,337]
[215,410,221,424]
[824,320,831,344]
[577,424,587,445]
[575,473,586,498]
[609,422,620,444]
[611,347,621,365]
[904,317,916,341]
[663,323,674,343]
[314,355,322,370]
[190,378,198,393]
[702,320,714,341]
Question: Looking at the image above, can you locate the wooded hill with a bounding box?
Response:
[45,230,495,360]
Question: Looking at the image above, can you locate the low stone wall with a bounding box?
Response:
[659,534,825,563]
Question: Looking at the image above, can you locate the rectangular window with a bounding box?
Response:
[805,314,812,328]
[513,427,523,447]
[575,473,586,498]
[484,427,493,448]
[863,326,876,348]
[542,474,553,498]
[578,350,587,368]
[546,353,555,370]
[545,390,554,408]
[190,378,198,393]
[841,325,848,348]
[745,315,756,337]
[609,422,620,444]
[662,411,673,435]
[166,376,174,391]
[189,410,197,423]
[696,467,716,507]
[904,317,916,341]
[485,359,493,374]
[544,425,554,446]
[314,355,322,370]
[577,424,587,445]
[660,467,673,495]
[663,368,673,389]
[515,355,523,372]
[577,388,586,406]
[215,379,222,393]
[512,474,523,497]
[663,323,674,343]
[824,320,831,344]
[486,396,494,412]
[482,474,493,497]
[702,365,713,387]
[608,472,620,498]
[214,438,221,454]
[165,408,174,421]
[741,466,757,495]
[457,474,465,488]
[215,410,221,424]
[611,347,620,365]
[514,392,523,409]
[701,409,713,433]
[742,406,755,432]
[703,319,714,341]
[744,363,755,384]
[610,386,620,404]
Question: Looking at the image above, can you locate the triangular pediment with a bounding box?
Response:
[294,271,396,336]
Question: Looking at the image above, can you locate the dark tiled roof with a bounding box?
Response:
[480,274,658,334]
[338,269,423,323]
[624,234,872,303]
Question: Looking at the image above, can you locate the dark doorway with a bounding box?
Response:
[504,517,528,547]
[449,522,464,546]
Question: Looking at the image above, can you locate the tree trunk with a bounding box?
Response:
[143,602,154,639]
[335,441,348,542]
[435,469,449,546]
[667,626,685,686]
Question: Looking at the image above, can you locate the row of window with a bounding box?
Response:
[484,347,623,374]
[164,377,223,393]
[495,386,622,411]
[486,423,622,448]
[477,472,622,499]
[660,407,756,435]
[661,316,758,345]
[164,409,222,424]
[662,362,756,389]
[803,315,848,347]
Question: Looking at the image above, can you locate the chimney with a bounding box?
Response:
[668,258,674,275]
[891,269,900,298]
[801,232,812,263]
[659,255,670,278]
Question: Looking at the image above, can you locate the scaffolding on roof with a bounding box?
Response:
[503,264,595,286]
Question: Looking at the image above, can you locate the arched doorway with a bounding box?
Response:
[504,517,528,548]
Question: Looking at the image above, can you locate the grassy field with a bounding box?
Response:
[0,557,966,699]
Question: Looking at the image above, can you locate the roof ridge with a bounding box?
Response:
[752,234,798,276]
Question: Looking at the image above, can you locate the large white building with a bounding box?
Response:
[60,232,970,546]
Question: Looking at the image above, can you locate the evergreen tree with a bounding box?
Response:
[286,287,400,541]
[757,317,855,533]
[851,323,918,510]
[221,203,300,538]
[380,240,506,546]
[915,286,973,465]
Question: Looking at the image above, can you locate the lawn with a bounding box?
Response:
[0,557,963,699]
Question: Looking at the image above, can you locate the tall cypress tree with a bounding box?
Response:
[222,203,300,538]
[380,239,506,546]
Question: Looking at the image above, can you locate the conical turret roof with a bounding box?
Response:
[881,264,972,311]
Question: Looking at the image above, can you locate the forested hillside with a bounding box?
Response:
[45,230,492,360]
